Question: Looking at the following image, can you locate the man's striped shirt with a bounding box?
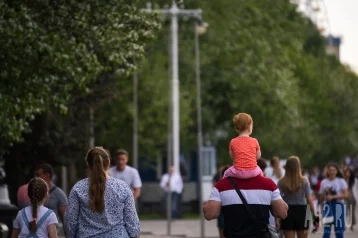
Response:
[209,176,282,237]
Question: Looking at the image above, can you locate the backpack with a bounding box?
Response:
[21,208,53,238]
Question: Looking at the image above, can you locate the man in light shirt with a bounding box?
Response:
[108,149,142,200]
[160,166,183,219]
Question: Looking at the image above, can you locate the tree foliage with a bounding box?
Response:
[97,0,358,167]
[4,0,358,173]
[0,0,160,144]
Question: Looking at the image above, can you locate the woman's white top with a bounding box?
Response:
[265,167,285,185]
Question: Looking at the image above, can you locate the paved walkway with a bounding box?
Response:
[140,218,358,238]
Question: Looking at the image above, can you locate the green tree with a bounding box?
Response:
[99,0,358,167]
[6,0,358,179]
[0,0,159,144]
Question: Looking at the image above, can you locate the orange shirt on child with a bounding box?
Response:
[229,136,260,170]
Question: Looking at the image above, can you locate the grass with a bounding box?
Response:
[139,212,200,220]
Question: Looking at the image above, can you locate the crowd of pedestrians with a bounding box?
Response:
[6,111,358,238]
[10,147,142,238]
[210,155,358,238]
[205,113,358,238]
[5,145,186,238]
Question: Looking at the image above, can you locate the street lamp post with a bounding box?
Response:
[142,1,202,176]
[195,20,208,238]
[142,2,202,236]
[132,68,139,212]
[133,70,139,170]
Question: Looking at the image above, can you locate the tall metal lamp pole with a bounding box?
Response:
[195,20,208,238]
[142,0,202,177]
[142,1,203,236]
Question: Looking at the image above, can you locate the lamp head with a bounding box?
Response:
[196,22,209,35]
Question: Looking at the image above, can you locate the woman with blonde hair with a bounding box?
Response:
[64,146,140,238]
[266,156,284,184]
[277,156,317,238]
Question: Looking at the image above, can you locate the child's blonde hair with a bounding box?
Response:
[233,113,252,134]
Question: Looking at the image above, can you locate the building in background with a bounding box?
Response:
[325,35,341,60]
[293,0,342,60]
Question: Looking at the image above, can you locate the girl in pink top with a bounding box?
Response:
[224,113,263,178]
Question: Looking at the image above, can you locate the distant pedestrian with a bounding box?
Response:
[315,166,328,204]
[108,149,142,200]
[277,156,317,238]
[319,163,348,238]
[12,177,58,238]
[257,159,277,227]
[224,113,263,179]
[344,168,357,231]
[34,164,68,222]
[265,156,285,184]
[160,166,183,219]
[64,146,140,238]
[309,166,320,191]
[17,182,31,209]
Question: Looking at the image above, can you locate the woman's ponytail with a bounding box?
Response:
[86,147,110,212]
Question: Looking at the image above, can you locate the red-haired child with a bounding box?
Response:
[224,113,263,178]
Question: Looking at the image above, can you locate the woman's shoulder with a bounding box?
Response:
[320,178,328,183]
[303,177,310,184]
[337,177,348,184]
[71,178,89,191]
[107,177,131,189]
[106,177,132,199]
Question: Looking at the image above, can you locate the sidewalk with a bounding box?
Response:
[139,219,226,238]
[140,218,358,238]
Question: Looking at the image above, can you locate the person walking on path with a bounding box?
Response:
[344,168,358,231]
[265,156,285,185]
[12,177,58,238]
[64,147,140,238]
[319,163,348,238]
[34,164,68,223]
[108,149,142,201]
[159,166,183,219]
[277,156,317,238]
[203,165,288,237]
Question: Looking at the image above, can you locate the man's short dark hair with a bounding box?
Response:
[35,163,54,178]
[115,149,128,157]
[257,159,267,172]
